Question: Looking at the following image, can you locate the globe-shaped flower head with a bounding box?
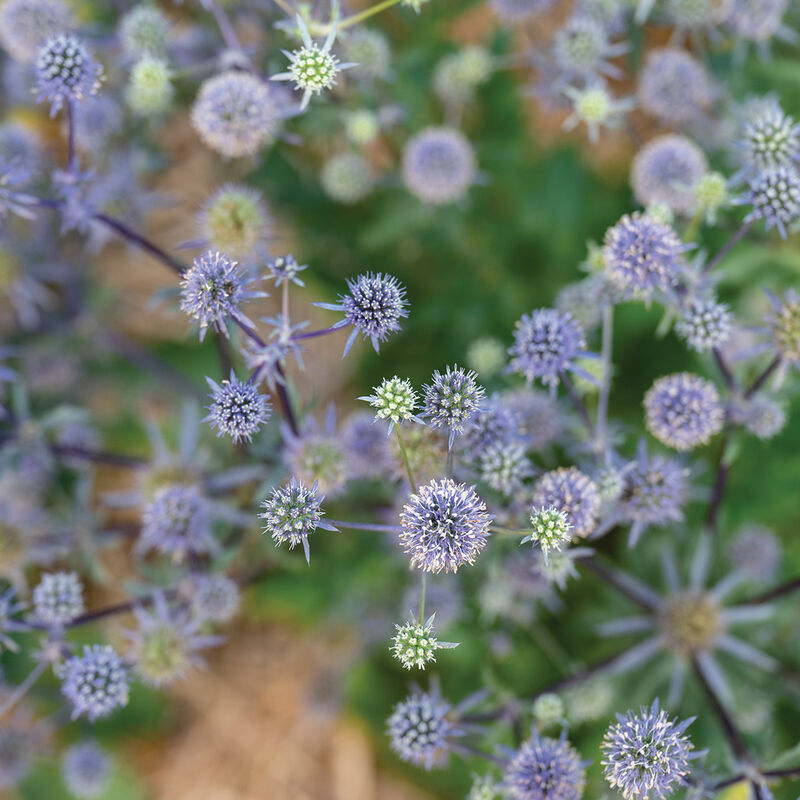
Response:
[742,165,800,239]
[644,372,724,451]
[320,152,375,203]
[631,135,708,216]
[204,373,271,443]
[764,288,800,368]
[191,71,280,158]
[0,0,74,63]
[267,253,307,286]
[361,375,421,433]
[503,731,586,800]
[35,35,103,116]
[317,272,409,356]
[400,478,493,573]
[259,477,338,563]
[479,441,531,496]
[61,742,111,799]
[509,309,591,388]
[423,365,485,448]
[60,644,130,721]
[675,297,732,352]
[603,213,687,300]
[189,574,240,624]
[391,616,458,670]
[32,571,84,627]
[523,507,573,562]
[552,14,626,80]
[271,16,356,110]
[387,684,457,769]
[738,97,800,175]
[532,467,600,538]
[198,184,268,260]
[402,127,477,205]
[601,699,695,800]
[724,0,789,44]
[119,4,170,59]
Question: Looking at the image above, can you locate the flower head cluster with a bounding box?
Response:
[32,571,84,627]
[433,46,493,106]
[523,506,573,561]
[509,309,589,387]
[503,732,586,800]
[61,742,111,799]
[532,467,600,539]
[387,685,456,769]
[340,28,390,82]
[724,0,789,43]
[119,4,169,59]
[361,375,420,432]
[675,297,732,352]
[731,394,786,439]
[637,48,711,126]
[35,35,103,116]
[552,14,623,79]
[402,127,476,205]
[764,288,800,367]
[742,165,800,238]
[127,56,173,115]
[60,644,130,721]
[204,374,271,443]
[644,372,724,451]
[283,415,349,496]
[259,477,338,563]
[189,574,240,624]
[601,699,695,800]
[423,365,484,448]
[400,478,493,573]
[603,213,687,300]
[692,171,729,224]
[320,153,374,203]
[198,185,268,260]
[739,97,800,174]
[730,525,781,583]
[180,250,264,341]
[0,0,74,63]
[563,84,632,143]
[267,253,307,286]
[391,615,458,670]
[479,441,531,496]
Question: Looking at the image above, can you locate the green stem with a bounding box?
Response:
[683,209,702,243]
[417,571,427,624]
[395,426,418,493]
[595,305,613,448]
[492,526,529,536]
[529,620,571,674]
[333,0,405,31]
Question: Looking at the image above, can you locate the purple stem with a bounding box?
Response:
[705,435,730,534]
[703,219,755,276]
[744,356,780,399]
[713,348,737,390]
[290,325,343,342]
[738,577,800,606]
[560,371,595,436]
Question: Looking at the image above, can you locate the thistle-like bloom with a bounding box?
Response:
[532,467,600,539]
[741,165,800,238]
[637,48,712,127]
[119,4,170,59]
[631,135,708,217]
[523,506,573,561]
[139,483,217,563]
[724,0,790,45]
[433,46,492,107]
[692,171,730,224]
[563,84,633,143]
[259,477,338,564]
[340,28,390,83]
[0,0,74,64]
[479,441,531,496]
[360,375,422,433]
[602,213,687,300]
[644,373,724,451]
[282,411,349,496]
[738,97,800,175]
[466,336,506,378]
[126,592,222,687]
[266,253,307,286]
[763,287,800,367]
[552,14,627,80]
[61,742,111,799]
[533,693,565,726]
[179,250,264,341]
[423,365,485,448]
[675,297,732,352]
[31,571,84,627]
[400,478,493,573]
[60,644,130,721]
[316,272,408,356]
[189,574,240,624]
[391,615,459,670]
[729,525,781,583]
[504,388,563,450]
[127,56,173,115]
[508,309,592,388]
[35,35,103,116]
[402,127,477,205]
[191,71,280,158]
[271,16,356,110]
[197,185,269,260]
[341,411,395,478]
[320,153,374,203]
[730,393,787,439]
[204,374,271,443]
[502,731,586,800]
[387,683,458,769]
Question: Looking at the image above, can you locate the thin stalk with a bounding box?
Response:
[703,219,754,276]
[529,619,571,673]
[208,0,243,51]
[417,572,427,624]
[49,444,146,468]
[0,660,49,720]
[290,325,343,341]
[596,305,614,446]
[325,519,401,533]
[334,0,405,31]
[66,99,76,174]
[394,426,418,493]
[705,434,730,534]
[560,371,594,437]
[271,0,296,17]
[93,213,185,275]
[683,209,702,243]
[745,356,780,399]
[578,556,658,610]
[738,577,800,606]
[713,348,737,391]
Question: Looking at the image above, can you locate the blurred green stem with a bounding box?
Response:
[395,426,418,493]
[595,305,613,449]
[333,0,404,31]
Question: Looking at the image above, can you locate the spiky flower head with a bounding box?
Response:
[259,477,338,563]
[533,694,565,726]
[504,388,563,450]
[509,309,589,387]
[523,507,573,560]
[32,571,84,627]
[552,14,616,77]
[637,48,712,126]
[272,16,355,110]
[468,774,502,800]
[467,337,506,378]
[391,616,459,670]
[424,365,485,448]
[563,84,632,143]
[764,288,800,366]
[139,483,216,562]
[631,135,708,216]
[60,644,130,721]
[644,372,724,451]
[400,478,493,573]
[267,253,307,286]
[675,296,732,352]
[345,109,380,144]
[387,685,456,769]
[659,589,721,655]
[180,250,263,341]
[731,394,786,439]
[402,127,476,205]
[199,185,268,259]
[480,441,531,496]
[119,5,169,59]
[361,375,420,431]
[127,56,173,115]
[340,28,390,82]
[532,468,600,539]
[204,374,271,443]
[601,699,695,800]
[693,171,729,224]
[664,0,727,29]
[0,0,74,64]
[189,574,240,624]
[320,152,374,203]
[61,742,111,799]
[743,165,800,238]
[35,35,103,116]
[739,97,800,174]
[603,213,686,300]
[503,731,586,800]
[724,0,788,43]
[433,46,493,106]
[730,525,781,583]
[191,71,280,158]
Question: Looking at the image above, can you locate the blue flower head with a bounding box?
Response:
[532,466,600,539]
[61,742,111,799]
[423,365,485,448]
[35,35,103,116]
[741,165,800,239]
[204,373,271,443]
[60,644,130,721]
[502,731,586,800]
[32,571,84,627]
[402,127,476,205]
